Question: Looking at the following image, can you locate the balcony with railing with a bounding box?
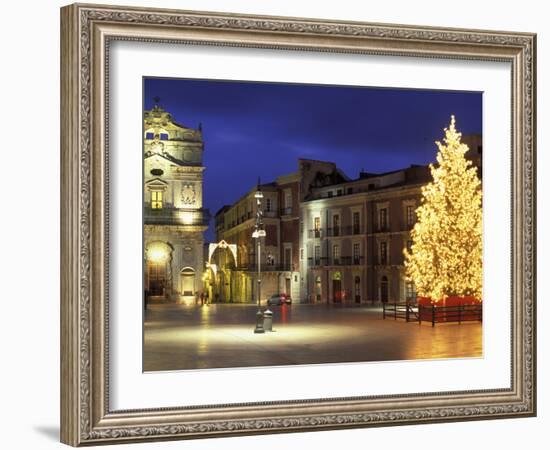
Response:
[325,226,364,237]
[237,263,295,272]
[308,228,322,239]
[331,256,365,266]
[375,224,391,233]
[307,255,365,267]
[377,256,389,266]
[307,256,325,267]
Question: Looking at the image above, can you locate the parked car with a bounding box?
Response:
[266,293,292,306]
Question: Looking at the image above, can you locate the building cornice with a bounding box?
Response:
[302,183,424,208]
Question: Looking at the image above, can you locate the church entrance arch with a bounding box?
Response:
[207,240,238,303]
[145,241,173,299]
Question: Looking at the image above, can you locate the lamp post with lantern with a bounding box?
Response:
[253,178,266,334]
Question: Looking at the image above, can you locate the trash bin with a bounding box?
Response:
[263,309,273,331]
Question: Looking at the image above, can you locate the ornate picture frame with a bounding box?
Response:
[60,3,536,446]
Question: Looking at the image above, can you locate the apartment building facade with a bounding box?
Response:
[213,159,342,303]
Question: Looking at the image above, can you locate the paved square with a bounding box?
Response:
[143,303,482,371]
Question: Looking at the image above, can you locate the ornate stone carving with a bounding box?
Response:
[181,183,196,205]
[151,137,165,155]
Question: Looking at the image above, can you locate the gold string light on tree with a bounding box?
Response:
[404,116,482,303]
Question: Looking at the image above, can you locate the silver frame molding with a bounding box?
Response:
[60,3,536,446]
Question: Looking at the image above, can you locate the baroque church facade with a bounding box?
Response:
[143,104,210,302]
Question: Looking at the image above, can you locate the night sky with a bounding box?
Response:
[144,78,482,242]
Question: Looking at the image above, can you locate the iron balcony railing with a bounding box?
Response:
[236,263,295,272]
[308,229,322,239]
[324,226,364,237]
[307,256,365,267]
[307,257,322,267]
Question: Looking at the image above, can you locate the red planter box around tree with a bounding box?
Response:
[417,296,482,323]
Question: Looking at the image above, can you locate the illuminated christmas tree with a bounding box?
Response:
[404,116,482,303]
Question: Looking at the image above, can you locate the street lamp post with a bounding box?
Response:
[253,179,266,334]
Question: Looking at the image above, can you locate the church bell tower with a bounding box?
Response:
[143,100,210,302]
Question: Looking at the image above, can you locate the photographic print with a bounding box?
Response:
[142,78,483,372]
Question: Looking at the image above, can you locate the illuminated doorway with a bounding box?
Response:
[145,241,172,299]
[180,267,195,297]
[148,261,167,296]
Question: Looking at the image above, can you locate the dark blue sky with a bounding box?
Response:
[144,78,482,242]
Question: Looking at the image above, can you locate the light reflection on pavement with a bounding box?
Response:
[143,303,482,372]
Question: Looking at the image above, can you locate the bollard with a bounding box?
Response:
[263,309,273,331]
[254,310,265,334]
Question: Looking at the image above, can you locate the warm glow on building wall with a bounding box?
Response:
[404,116,482,303]
[147,244,169,263]
[179,210,198,225]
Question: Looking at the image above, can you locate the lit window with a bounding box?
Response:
[151,191,163,209]
[314,217,320,230]
[313,217,321,238]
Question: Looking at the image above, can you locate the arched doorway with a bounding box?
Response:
[180,267,195,297]
[332,272,342,303]
[380,276,389,303]
[145,241,173,300]
[208,240,237,302]
[354,276,361,303]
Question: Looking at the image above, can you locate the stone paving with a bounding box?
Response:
[143,303,482,372]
